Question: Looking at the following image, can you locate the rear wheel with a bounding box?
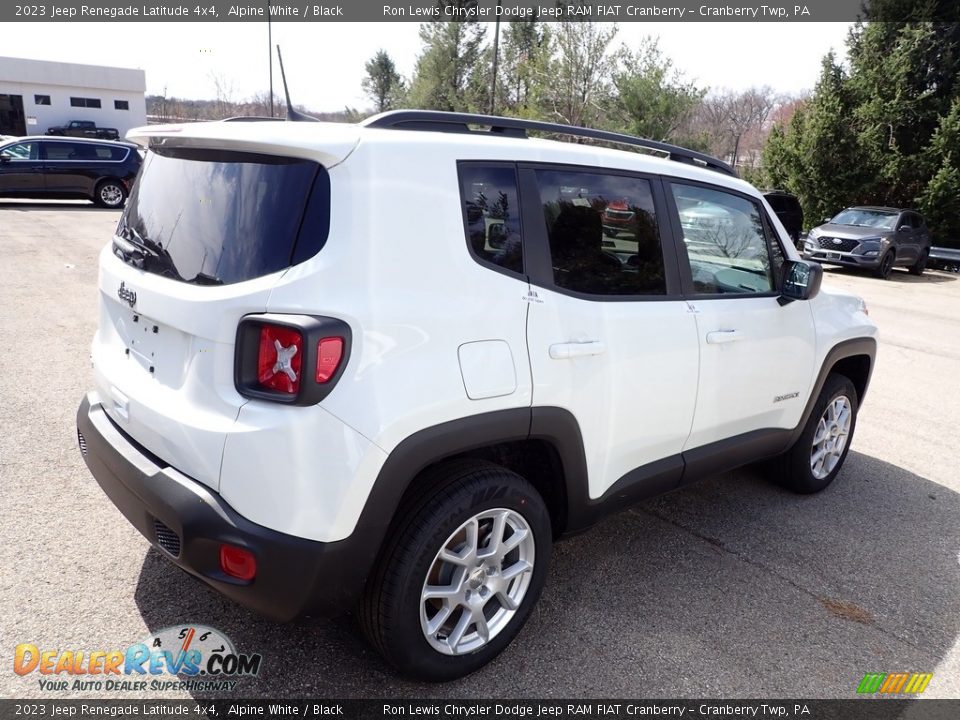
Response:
[909,250,929,276]
[94,179,126,209]
[359,460,552,681]
[769,373,858,494]
[873,251,895,279]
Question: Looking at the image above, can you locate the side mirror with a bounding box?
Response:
[779,259,823,305]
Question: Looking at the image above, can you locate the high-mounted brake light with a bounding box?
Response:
[257,325,303,394]
[316,338,344,383]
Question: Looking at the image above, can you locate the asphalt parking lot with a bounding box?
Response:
[1,201,958,700]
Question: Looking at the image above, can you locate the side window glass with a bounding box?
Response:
[535,169,666,296]
[671,183,776,295]
[458,165,523,274]
[43,143,83,160]
[1,142,37,160]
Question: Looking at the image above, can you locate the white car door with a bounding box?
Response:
[664,180,817,452]
[523,166,701,502]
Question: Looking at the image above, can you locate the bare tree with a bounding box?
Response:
[539,21,619,129]
[209,71,236,119]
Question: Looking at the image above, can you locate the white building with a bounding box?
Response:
[0,56,146,137]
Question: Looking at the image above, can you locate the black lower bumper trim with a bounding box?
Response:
[76,394,369,620]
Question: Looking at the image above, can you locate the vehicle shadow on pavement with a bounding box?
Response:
[133,451,960,698]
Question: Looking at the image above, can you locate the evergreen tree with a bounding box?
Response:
[613,38,705,142]
[407,2,486,112]
[362,50,405,113]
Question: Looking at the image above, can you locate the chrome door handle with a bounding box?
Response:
[549,341,606,359]
[705,330,741,344]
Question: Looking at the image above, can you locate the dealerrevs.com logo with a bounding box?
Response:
[14,625,262,693]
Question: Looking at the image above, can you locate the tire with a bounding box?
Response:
[909,250,929,276]
[94,179,126,209]
[873,251,895,279]
[770,373,858,494]
[359,460,552,681]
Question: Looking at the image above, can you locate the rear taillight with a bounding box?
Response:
[235,315,351,405]
[257,325,303,394]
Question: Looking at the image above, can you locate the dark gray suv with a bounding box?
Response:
[802,206,931,278]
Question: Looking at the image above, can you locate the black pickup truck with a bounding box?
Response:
[46,120,120,141]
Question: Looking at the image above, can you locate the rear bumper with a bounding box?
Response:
[76,393,369,620]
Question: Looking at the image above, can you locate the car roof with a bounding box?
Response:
[128,119,758,196]
[2,135,138,150]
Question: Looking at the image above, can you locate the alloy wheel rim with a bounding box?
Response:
[810,395,852,480]
[420,508,535,656]
[101,184,122,206]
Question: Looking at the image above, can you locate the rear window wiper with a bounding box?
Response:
[191,272,223,286]
[114,223,186,282]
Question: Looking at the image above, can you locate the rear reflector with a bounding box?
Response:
[257,325,303,394]
[316,337,344,383]
[219,544,256,581]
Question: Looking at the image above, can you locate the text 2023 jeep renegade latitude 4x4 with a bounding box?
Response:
[77,111,876,681]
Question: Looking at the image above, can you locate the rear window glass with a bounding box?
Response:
[119,148,329,285]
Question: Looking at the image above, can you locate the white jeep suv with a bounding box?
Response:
[77,111,876,681]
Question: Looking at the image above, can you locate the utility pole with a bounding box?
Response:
[489,0,502,115]
[267,5,274,117]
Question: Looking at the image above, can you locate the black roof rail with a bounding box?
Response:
[222,116,285,122]
[363,109,736,177]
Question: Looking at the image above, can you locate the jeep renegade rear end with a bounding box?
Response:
[78,111,876,681]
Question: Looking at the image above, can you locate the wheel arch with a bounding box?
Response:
[787,337,876,450]
[347,407,587,600]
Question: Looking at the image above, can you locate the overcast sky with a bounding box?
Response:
[8,22,852,110]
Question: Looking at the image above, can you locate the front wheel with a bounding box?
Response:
[873,251,895,279]
[359,460,552,681]
[769,373,859,494]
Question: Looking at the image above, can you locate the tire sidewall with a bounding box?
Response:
[385,474,552,681]
[95,180,126,209]
[791,374,859,493]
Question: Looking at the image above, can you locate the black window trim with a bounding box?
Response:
[456,160,529,283]
[34,94,51,106]
[664,176,789,301]
[114,99,129,110]
[519,161,684,303]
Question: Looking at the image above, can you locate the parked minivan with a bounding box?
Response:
[0,135,140,208]
[77,112,876,680]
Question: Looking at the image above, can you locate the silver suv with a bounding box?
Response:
[803,206,931,279]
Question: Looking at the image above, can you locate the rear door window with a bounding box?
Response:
[118,147,329,285]
[42,142,93,160]
[535,169,666,296]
